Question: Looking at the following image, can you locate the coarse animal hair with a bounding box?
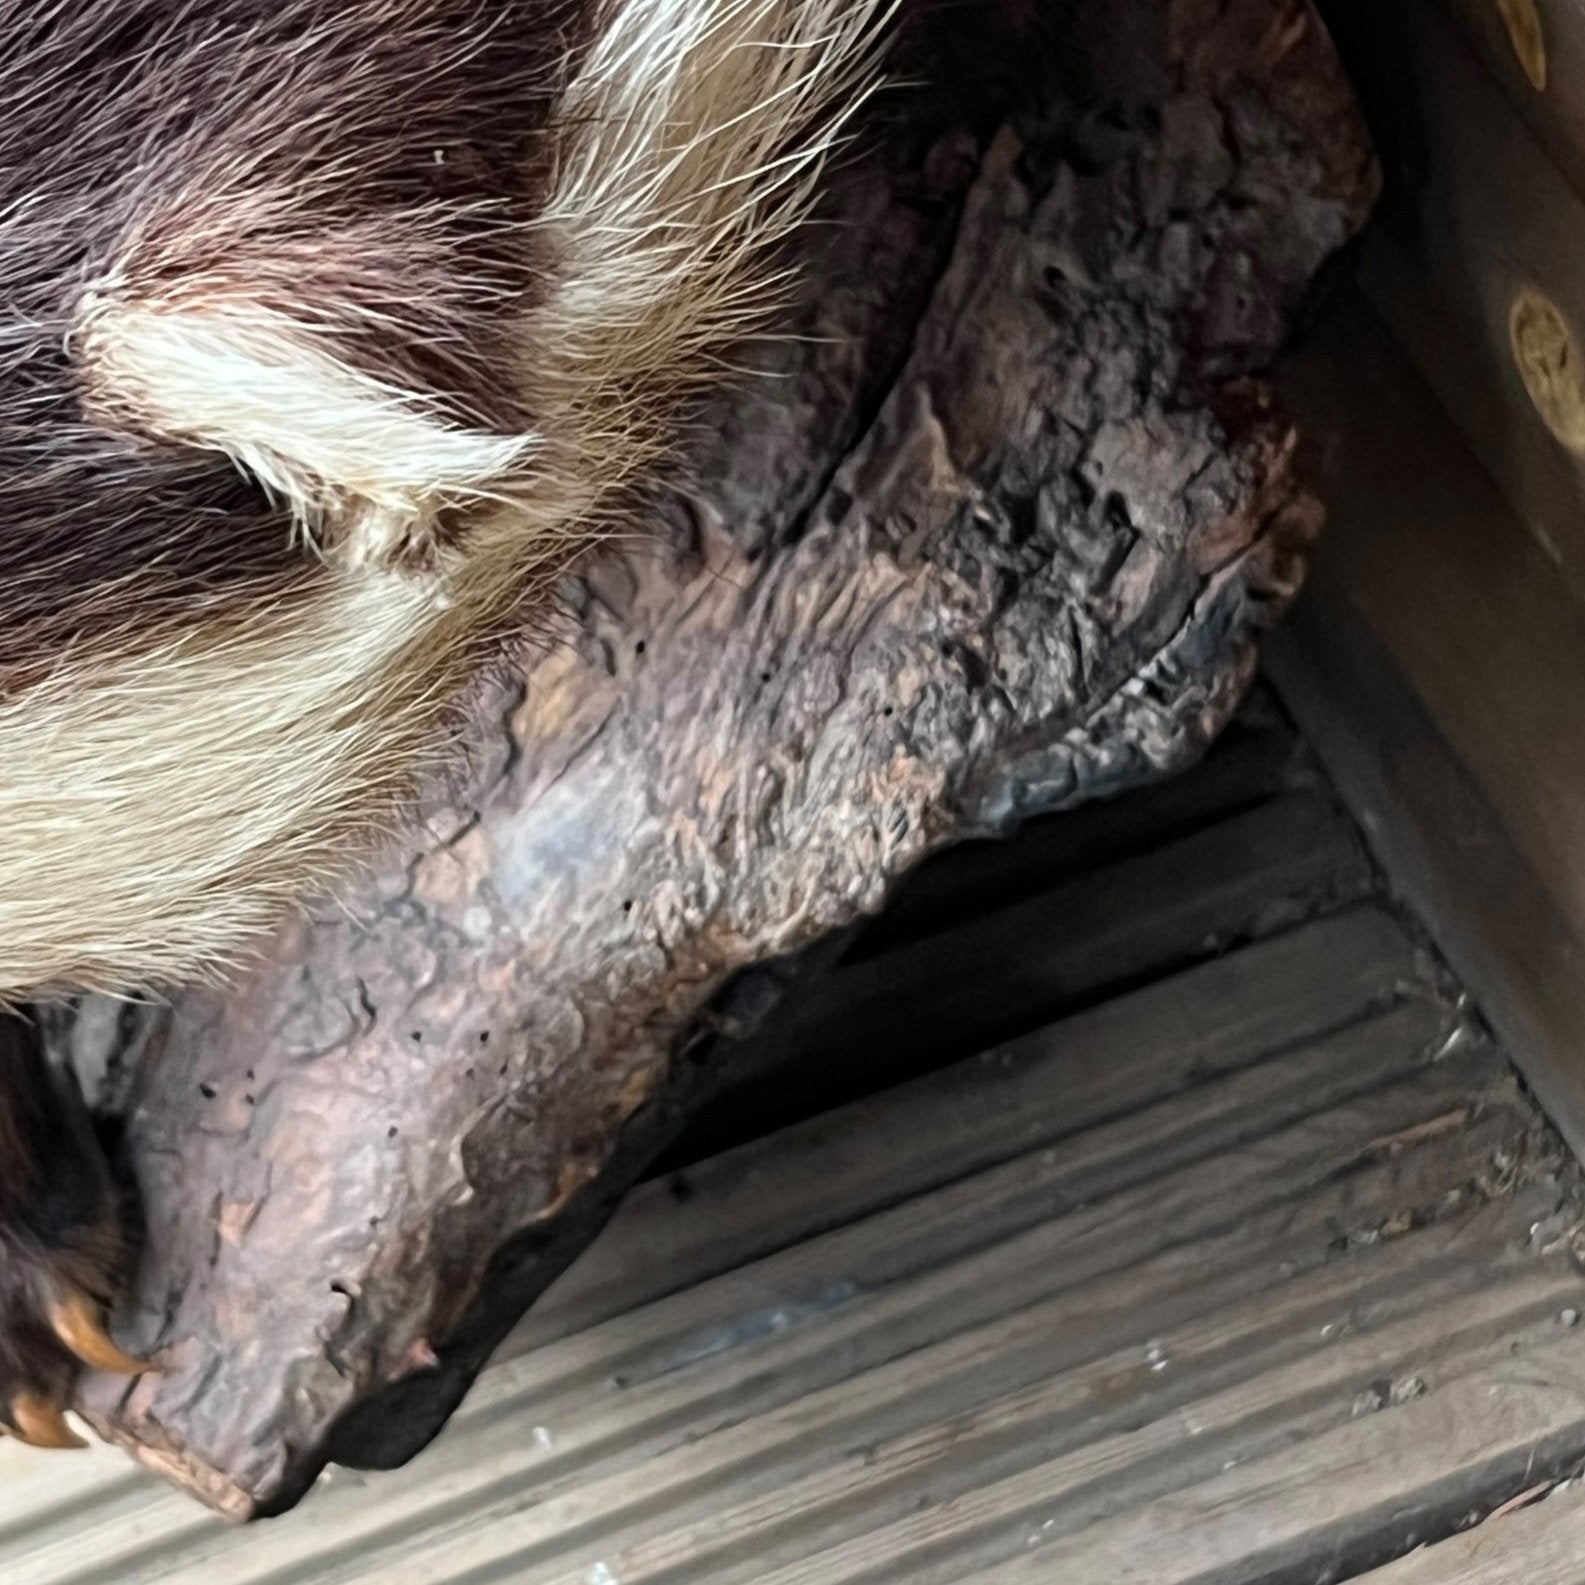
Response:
[0,0,892,999]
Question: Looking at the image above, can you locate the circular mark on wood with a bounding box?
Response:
[1511,287,1585,450]
[1496,0,1547,91]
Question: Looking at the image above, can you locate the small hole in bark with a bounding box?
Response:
[499,1062,509,1077]
[330,1281,352,1298]
[410,1030,422,1044]
[760,671,772,684]
[1005,492,1040,545]
[245,1068,255,1081]
[883,706,895,718]
[199,1082,217,1100]
[479,1031,490,1045]
[244,1094,255,1106]
[635,641,646,656]
[388,1126,399,1139]
[622,900,634,914]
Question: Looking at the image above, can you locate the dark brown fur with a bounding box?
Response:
[0,0,895,1448]
[0,0,594,671]
[0,1016,130,1417]
[0,0,616,1439]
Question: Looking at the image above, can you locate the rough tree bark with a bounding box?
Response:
[46,0,1378,1519]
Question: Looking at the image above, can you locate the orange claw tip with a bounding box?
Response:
[46,1291,156,1377]
[9,1392,88,1450]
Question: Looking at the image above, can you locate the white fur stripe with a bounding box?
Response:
[10,0,893,998]
[78,297,533,564]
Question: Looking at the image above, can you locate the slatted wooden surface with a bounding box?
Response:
[1360,1487,1585,1583]
[4,717,1584,1583]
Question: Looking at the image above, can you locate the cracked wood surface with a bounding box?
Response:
[44,0,1378,1517]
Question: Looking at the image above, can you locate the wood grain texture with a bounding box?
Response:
[1358,1487,1585,1582]
[41,0,1377,1517]
[10,874,1577,1584]
[848,706,1301,954]
[1440,0,1585,194]
[663,793,1376,1155]
[1320,0,1585,603]
[522,903,1418,1345]
[1272,287,1585,1157]
[960,1330,1585,1585]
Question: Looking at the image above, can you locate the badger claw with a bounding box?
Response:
[0,1012,144,1454]
[47,1291,154,1378]
[7,1391,87,1450]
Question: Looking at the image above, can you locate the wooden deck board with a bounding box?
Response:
[1358,1488,1585,1584]
[667,789,1376,1162]
[521,903,1421,1346]
[956,1327,1585,1585]
[4,738,1582,1585]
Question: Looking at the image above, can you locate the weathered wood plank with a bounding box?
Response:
[1272,287,1585,1158]
[669,792,1374,1161]
[482,1042,1508,1431]
[1321,0,1585,603]
[959,1328,1585,1585]
[519,905,1420,1347]
[1358,1486,1585,1583]
[730,1269,1583,1585]
[474,1237,1584,1585]
[30,1136,1524,1585]
[1439,0,1585,196]
[305,1033,1507,1582]
[11,1022,1531,1584]
[83,1052,1534,1585]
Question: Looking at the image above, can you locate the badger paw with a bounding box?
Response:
[0,1015,153,1449]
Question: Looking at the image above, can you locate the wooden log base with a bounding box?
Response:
[43,0,1378,1517]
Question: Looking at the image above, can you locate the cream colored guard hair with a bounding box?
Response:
[0,0,890,997]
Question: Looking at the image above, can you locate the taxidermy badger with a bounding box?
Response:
[0,0,890,1449]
